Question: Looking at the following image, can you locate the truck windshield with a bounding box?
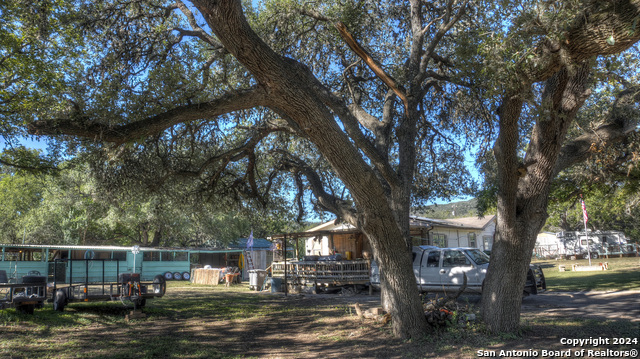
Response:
[464,249,490,265]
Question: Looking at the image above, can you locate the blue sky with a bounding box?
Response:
[6,134,476,208]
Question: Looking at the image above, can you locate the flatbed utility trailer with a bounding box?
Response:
[50,259,166,312]
[271,259,370,293]
[0,273,47,314]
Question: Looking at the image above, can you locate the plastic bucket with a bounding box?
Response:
[225,273,234,284]
[270,277,283,292]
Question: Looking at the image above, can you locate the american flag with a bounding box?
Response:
[581,199,589,225]
[246,230,254,249]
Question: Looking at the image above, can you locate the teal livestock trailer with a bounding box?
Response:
[0,244,246,284]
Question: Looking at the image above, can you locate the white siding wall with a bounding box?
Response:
[481,220,496,251]
[430,228,478,248]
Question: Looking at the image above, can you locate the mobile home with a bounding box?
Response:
[0,243,271,284]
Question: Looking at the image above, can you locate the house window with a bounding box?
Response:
[469,233,477,248]
[483,236,493,251]
[431,234,447,247]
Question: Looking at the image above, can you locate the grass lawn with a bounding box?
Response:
[532,256,640,291]
[1,282,638,359]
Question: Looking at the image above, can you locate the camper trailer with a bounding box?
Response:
[534,231,638,259]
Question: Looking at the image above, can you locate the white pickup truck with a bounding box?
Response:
[370,246,546,295]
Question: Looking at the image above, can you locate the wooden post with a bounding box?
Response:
[284,235,288,296]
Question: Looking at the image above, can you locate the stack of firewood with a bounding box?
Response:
[423,273,469,327]
[424,305,455,327]
[354,274,476,328]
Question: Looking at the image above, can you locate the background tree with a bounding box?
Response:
[1,156,297,246]
[0,160,45,243]
[544,91,640,238]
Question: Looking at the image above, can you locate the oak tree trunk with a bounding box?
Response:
[483,62,593,332]
[195,0,429,339]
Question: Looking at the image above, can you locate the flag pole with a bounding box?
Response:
[581,195,591,266]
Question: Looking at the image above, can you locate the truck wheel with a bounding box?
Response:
[172,272,182,280]
[181,272,190,281]
[163,272,173,280]
[153,275,166,296]
[53,289,67,312]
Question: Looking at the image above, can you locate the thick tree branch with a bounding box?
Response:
[417,0,469,85]
[555,85,640,174]
[173,0,220,47]
[515,61,593,206]
[334,22,409,112]
[347,104,384,134]
[277,151,358,226]
[316,89,401,188]
[523,0,640,84]
[0,157,59,173]
[27,87,270,145]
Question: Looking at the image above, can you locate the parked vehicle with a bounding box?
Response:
[50,259,166,312]
[535,231,638,259]
[0,271,47,314]
[370,246,546,295]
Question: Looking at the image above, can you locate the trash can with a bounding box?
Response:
[249,270,267,290]
[270,277,283,293]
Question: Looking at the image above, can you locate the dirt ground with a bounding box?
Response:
[2,286,639,359]
[134,288,640,358]
[232,289,640,359]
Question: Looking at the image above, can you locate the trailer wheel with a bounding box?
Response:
[181,272,190,281]
[53,289,67,312]
[153,275,166,296]
[163,272,173,280]
[173,272,182,280]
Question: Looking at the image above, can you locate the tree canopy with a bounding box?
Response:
[1,0,639,338]
[0,157,298,246]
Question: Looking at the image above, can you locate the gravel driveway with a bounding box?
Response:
[411,289,640,322]
[520,290,640,322]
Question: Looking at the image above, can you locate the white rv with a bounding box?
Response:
[535,230,638,259]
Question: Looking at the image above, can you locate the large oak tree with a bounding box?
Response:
[3,0,639,337]
[10,0,475,338]
[475,0,640,332]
